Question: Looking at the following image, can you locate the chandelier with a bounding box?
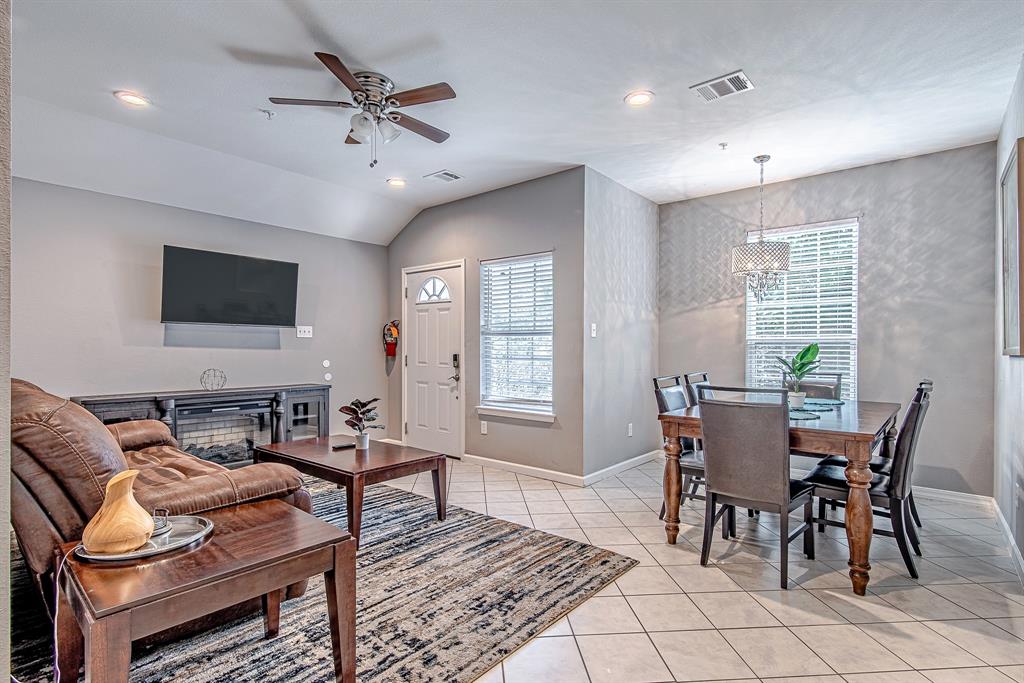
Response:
[731,154,790,302]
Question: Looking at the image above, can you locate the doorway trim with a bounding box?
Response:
[400,258,466,457]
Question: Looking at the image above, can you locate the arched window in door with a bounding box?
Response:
[417,276,451,303]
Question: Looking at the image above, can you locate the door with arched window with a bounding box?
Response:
[402,262,464,456]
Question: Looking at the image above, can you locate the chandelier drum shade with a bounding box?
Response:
[732,154,790,302]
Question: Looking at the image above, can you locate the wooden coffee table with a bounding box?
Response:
[56,500,356,683]
[255,437,447,549]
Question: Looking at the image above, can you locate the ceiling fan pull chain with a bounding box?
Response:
[369,118,378,168]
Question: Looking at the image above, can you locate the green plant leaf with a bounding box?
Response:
[344,417,360,431]
[339,405,359,417]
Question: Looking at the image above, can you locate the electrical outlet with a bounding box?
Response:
[590,323,597,338]
[480,421,488,435]
[627,422,633,437]
[296,326,313,338]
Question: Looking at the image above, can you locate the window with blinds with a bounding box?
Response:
[745,219,859,399]
[480,252,554,412]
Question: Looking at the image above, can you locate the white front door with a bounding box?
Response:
[404,263,463,456]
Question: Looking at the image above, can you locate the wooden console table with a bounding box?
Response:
[56,500,356,683]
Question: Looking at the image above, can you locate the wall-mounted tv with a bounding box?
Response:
[160,246,298,327]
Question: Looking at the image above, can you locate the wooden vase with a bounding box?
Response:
[82,470,155,554]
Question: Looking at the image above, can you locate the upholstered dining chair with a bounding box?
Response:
[653,376,705,520]
[696,385,814,589]
[801,381,933,578]
[814,379,932,528]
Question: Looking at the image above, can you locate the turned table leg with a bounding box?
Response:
[663,434,683,545]
[844,440,874,595]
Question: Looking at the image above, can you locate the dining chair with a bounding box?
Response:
[815,379,932,528]
[696,385,814,589]
[783,371,843,399]
[801,381,933,578]
[653,376,705,520]
[683,371,711,407]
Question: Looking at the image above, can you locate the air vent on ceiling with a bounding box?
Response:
[689,70,754,103]
[424,169,463,183]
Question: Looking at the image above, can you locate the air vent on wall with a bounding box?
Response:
[689,70,754,103]
[424,169,463,183]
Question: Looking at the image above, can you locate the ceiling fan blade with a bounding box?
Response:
[390,113,450,143]
[389,82,456,107]
[315,51,365,94]
[345,131,361,144]
[269,97,353,108]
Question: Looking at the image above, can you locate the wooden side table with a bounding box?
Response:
[56,500,356,683]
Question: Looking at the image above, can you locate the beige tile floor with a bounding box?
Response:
[386,456,1024,683]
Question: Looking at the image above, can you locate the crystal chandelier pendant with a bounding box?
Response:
[731,154,790,302]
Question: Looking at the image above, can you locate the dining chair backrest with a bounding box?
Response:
[889,381,933,500]
[697,385,791,506]
[684,371,711,407]
[783,372,843,399]
[653,375,687,413]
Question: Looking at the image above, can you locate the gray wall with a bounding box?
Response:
[583,168,660,475]
[996,57,1024,550]
[659,144,997,496]
[386,168,586,475]
[1,0,11,675]
[11,179,389,433]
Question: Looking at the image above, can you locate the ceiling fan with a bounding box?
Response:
[269,51,456,167]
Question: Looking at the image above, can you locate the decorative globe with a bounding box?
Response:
[199,368,227,391]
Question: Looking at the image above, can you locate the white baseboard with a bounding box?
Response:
[994,501,1024,587]
[911,485,995,508]
[460,450,662,488]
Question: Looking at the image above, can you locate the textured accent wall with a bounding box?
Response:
[659,144,997,496]
[0,0,11,675]
[995,57,1024,551]
[583,169,660,475]
[11,179,388,435]
[386,169,586,475]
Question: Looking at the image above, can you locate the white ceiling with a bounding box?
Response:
[12,0,1024,245]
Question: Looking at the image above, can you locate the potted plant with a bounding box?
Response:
[340,398,384,450]
[776,343,820,409]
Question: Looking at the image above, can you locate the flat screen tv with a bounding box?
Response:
[160,246,298,327]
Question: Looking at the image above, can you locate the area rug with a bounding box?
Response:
[11,481,637,682]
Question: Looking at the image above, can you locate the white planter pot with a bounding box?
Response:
[355,433,370,450]
[789,392,806,409]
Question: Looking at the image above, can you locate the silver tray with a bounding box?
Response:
[74,515,214,562]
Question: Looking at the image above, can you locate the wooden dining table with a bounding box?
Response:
[659,399,900,595]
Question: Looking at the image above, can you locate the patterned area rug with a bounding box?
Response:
[11,481,637,682]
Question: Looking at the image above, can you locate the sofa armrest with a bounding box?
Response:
[107,419,178,451]
[134,462,306,516]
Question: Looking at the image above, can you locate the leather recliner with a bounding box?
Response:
[11,378,314,633]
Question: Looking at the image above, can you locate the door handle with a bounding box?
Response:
[448,372,460,382]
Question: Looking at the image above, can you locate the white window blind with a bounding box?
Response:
[480,252,554,412]
[745,219,859,399]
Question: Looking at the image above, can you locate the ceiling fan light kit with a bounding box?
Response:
[269,50,455,168]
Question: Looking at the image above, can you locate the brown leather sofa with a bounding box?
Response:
[11,378,313,631]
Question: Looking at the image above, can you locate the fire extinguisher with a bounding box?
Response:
[383,320,399,357]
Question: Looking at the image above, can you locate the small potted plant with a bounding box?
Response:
[776,343,820,409]
[340,398,384,450]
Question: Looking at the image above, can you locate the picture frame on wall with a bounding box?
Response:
[1001,137,1024,356]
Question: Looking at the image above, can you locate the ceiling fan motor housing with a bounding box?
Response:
[353,71,396,117]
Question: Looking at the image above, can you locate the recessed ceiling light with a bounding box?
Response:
[386,178,406,187]
[623,90,654,107]
[113,90,150,107]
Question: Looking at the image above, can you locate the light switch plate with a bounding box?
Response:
[480,421,488,435]
[296,326,313,338]
[590,323,597,338]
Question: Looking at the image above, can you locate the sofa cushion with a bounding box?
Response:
[134,462,307,516]
[11,379,127,520]
[126,445,227,487]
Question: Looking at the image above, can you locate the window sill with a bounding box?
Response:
[476,405,556,423]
